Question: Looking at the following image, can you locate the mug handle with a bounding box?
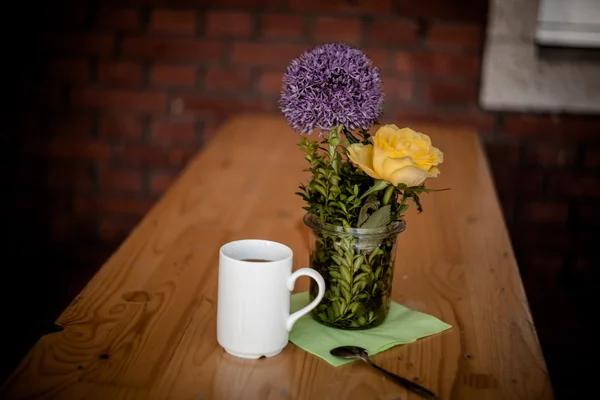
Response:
[285,268,326,331]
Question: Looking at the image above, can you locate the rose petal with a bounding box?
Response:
[347,144,381,180]
[387,165,439,187]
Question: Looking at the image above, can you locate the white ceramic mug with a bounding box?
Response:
[217,239,326,359]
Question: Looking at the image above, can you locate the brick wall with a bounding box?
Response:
[4,0,599,392]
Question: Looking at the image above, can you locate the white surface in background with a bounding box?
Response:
[480,0,600,113]
[536,0,600,48]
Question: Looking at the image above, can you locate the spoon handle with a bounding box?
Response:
[363,359,438,399]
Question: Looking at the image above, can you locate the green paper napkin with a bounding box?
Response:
[289,292,452,366]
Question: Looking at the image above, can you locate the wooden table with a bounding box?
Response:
[1,115,553,399]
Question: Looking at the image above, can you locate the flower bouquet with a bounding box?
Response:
[280,43,445,330]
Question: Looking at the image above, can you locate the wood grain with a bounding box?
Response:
[1,115,553,399]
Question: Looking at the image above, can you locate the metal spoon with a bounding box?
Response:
[330,346,438,400]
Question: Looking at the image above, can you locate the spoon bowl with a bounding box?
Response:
[330,346,438,400]
[330,346,368,360]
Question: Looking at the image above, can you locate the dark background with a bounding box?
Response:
[2,0,598,398]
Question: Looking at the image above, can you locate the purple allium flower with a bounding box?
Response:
[280,43,383,134]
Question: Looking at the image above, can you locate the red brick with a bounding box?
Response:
[574,254,600,288]
[46,59,90,83]
[97,61,143,87]
[260,14,304,39]
[427,22,482,50]
[149,171,176,193]
[150,65,197,86]
[172,0,277,8]
[13,111,44,137]
[74,195,154,216]
[121,37,223,61]
[492,169,544,194]
[103,0,168,6]
[43,33,114,55]
[504,115,556,136]
[97,8,141,30]
[205,11,253,37]
[571,230,597,251]
[6,158,43,187]
[511,227,572,252]
[313,17,362,44]
[395,109,496,132]
[484,142,521,167]
[366,20,418,46]
[423,81,478,104]
[526,143,576,168]
[519,251,564,280]
[99,217,138,241]
[363,48,391,69]
[151,120,196,144]
[548,174,600,198]
[289,0,392,14]
[258,72,283,94]
[51,214,95,242]
[99,115,145,141]
[205,67,251,92]
[232,43,310,66]
[398,0,487,22]
[574,201,600,224]
[150,9,197,34]
[382,77,413,102]
[48,114,93,140]
[47,6,86,27]
[48,162,94,190]
[99,168,143,191]
[396,52,480,77]
[522,201,569,223]
[498,193,516,224]
[503,114,600,141]
[117,146,196,167]
[584,147,600,168]
[23,139,111,161]
[71,88,167,112]
[172,96,271,117]
[26,84,63,107]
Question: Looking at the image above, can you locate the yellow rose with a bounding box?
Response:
[347,125,443,187]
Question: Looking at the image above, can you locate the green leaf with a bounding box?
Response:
[360,204,391,229]
[331,254,344,266]
[382,184,395,205]
[338,298,347,314]
[332,301,340,318]
[340,265,352,284]
[343,128,360,144]
[360,180,389,199]
[354,271,370,283]
[397,203,409,215]
[352,255,364,272]
[310,183,327,198]
[358,195,380,226]
[411,193,423,213]
[341,286,352,303]
[352,280,366,296]
[339,279,351,293]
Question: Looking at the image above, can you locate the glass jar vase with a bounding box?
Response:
[304,214,406,330]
